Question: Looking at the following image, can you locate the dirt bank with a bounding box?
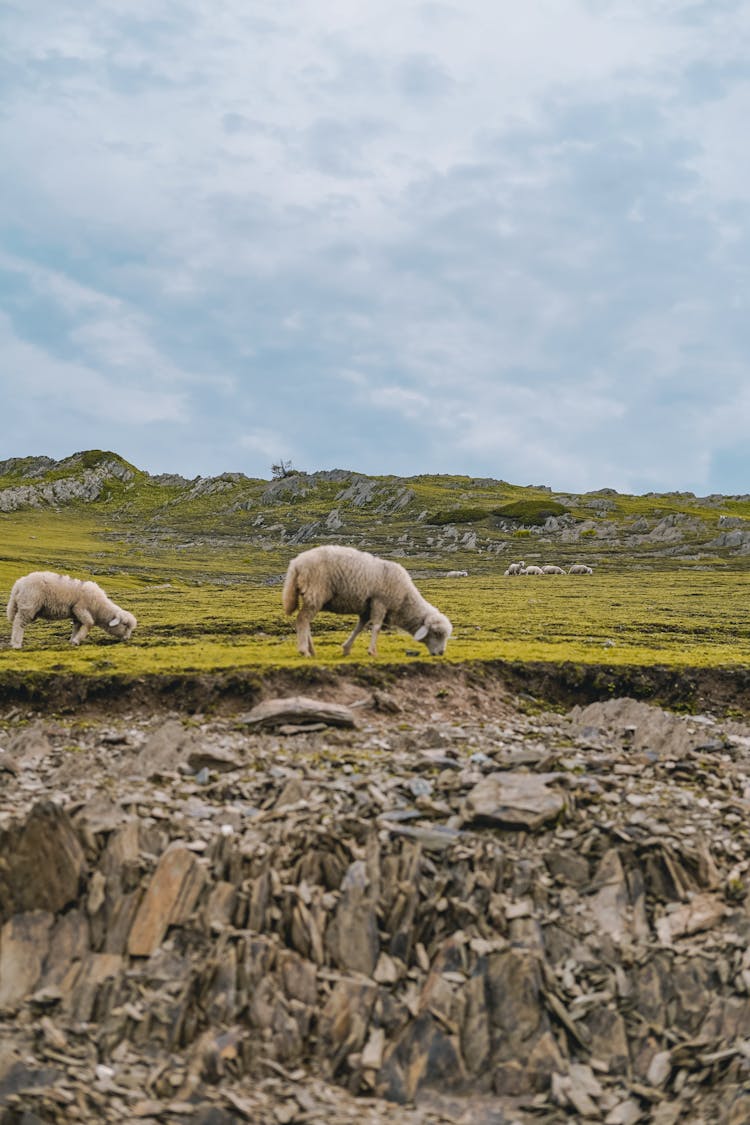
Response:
[2,659,750,719]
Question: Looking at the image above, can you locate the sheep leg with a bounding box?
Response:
[342,613,368,656]
[70,605,94,646]
[10,614,25,649]
[367,601,387,657]
[295,608,316,657]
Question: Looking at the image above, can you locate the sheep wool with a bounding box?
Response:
[282,545,452,658]
[7,571,137,649]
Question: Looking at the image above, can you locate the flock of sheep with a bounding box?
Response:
[504,560,594,576]
[5,545,594,655]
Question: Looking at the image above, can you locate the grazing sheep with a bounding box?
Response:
[541,565,566,575]
[504,561,525,576]
[282,545,452,657]
[521,565,544,575]
[445,570,468,578]
[7,571,137,649]
[569,564,594,575]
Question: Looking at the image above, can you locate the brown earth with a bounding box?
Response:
[2,666,750,1124]
[3,659,750,718]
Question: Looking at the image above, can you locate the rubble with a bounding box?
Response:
[1,686,750,1123]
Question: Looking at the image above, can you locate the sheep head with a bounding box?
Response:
[106,611,137,641]
[413,611,452,655]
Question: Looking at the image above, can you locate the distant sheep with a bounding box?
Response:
[282,545,452,657]
[7,571,137,649]
[445,570,468,578]
[504,561,525,576]
[521,565,544,575]
[569,564,594,575]
[541,565,566,575]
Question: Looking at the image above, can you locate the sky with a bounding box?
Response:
[2,0,750,495]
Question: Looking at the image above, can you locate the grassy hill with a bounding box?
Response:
[0,450,748,696]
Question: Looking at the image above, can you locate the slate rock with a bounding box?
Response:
[0,802,86,924]
[326,860,379,976]
[128,843,206,956]
[462,772,565,830]
[240,696,357,730]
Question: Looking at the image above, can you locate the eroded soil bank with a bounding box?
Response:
[2,669,750,1123]
[2,658,750,718]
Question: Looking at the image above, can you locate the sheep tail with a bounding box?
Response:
[6,586,17,624]
[281,561,300,616]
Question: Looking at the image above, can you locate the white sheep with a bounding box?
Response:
[569,564,594,575]
[504,561,525,576]
[282,545,452,657]
[541,565,566,575]
[7,571,137,649]
[445,570,468,578]
[521,565,544,575]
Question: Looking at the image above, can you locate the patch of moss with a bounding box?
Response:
[426,507,490,526]
[493,499,569,524]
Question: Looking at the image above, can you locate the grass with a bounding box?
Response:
[0,453,748,689]
[0,507,748,679]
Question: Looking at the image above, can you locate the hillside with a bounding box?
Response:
[2,449,750,573]
[1,449,749,704]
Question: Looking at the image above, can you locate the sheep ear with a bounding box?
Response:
[108,617,120,627]
[413,624,429,641]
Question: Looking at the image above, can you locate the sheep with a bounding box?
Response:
[7,571,137,649]
[521,565,544,575]
[504,561,525,576]
[541,565,566,575]
[569,564,594,575]
[445,570,468,578]
[282,545,452,657]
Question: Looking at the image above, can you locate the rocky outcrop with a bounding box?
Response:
[0,456,135,512]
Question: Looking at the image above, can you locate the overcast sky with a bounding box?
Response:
[2,1,750,495]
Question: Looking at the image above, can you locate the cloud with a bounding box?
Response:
[0,313,187,426]
[1,1,750,490]
[238,427,294,465]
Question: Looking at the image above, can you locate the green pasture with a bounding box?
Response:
[0,509,747,678]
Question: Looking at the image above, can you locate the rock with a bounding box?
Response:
[240,697,358,730]
[326,861,379,976]
[7,723,54,768]
[127,843,206,956]
[647,1049,672,1087]
[135,718,196,777]
[0,912,54,1007]
[187,745,243,773]
[587,849,631,946]
[318,978,377,1073]
[545,847,590,886]
[568,697,724,759]
[605,1098,642,1125]
[656,892,726,945]
[461,772,565,830]
[376,1011,465,1102]
[0,752,18,776]
[0,802,86,923]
